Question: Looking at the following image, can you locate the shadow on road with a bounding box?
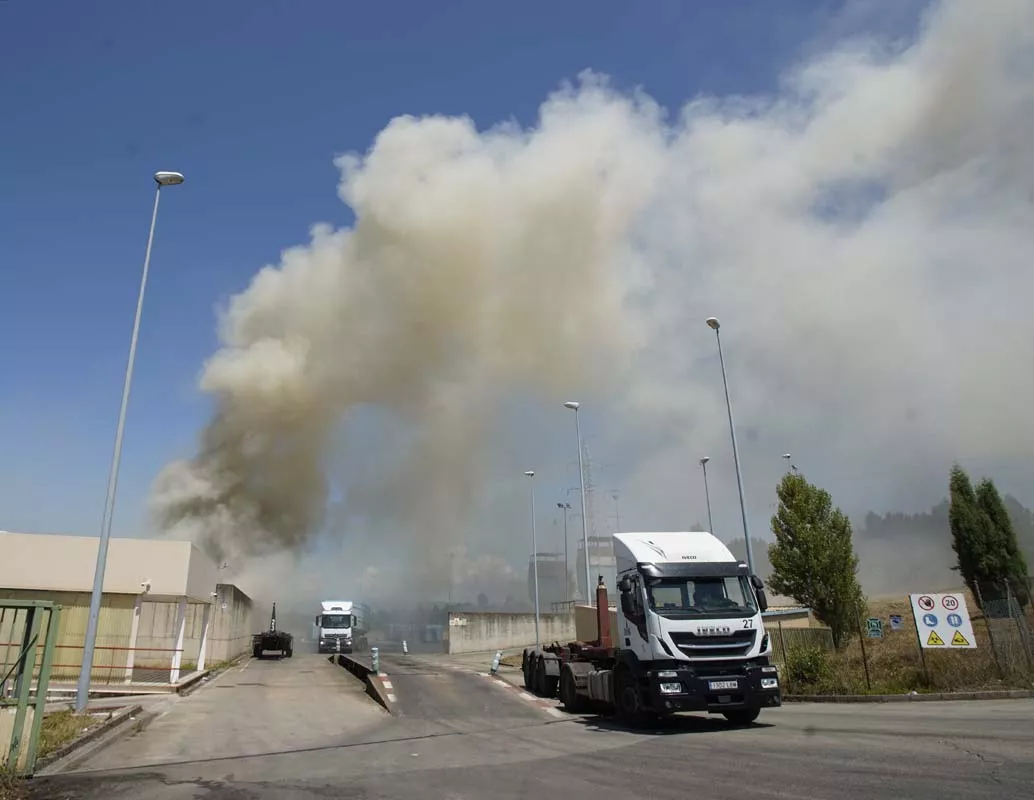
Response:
[571,713,774,736]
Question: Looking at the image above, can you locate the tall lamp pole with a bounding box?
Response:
[700,456,714,534]
[525,471,541,648]
[557,502,571,601]
[564,401,593,606]
[77,171,185,712]
[705,317,756,575]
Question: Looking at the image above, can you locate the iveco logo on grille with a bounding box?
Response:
[697,626,733,636]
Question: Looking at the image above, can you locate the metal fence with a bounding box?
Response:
[0,587,253,692]
[1,601,61,775]
[973,579,1034,680]
[768,623,835,665]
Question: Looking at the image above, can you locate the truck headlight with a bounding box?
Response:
[657,670,678,678]
[761,677,779,689]
[659,682,682,694]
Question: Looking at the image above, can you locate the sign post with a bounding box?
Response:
[855,612,872,691]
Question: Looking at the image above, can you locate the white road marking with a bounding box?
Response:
[519,692,535,701]
[386,693,397,703]
[547,707,565,718]
[381,680,393,689]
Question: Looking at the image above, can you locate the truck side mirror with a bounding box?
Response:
[756,587,769,613]
[618,576,632,594]
[619,593,634,616]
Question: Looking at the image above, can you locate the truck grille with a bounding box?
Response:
[669,629,757,658]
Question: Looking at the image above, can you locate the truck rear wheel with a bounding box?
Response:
[534,657,558,698]
[722,708,760,726]
[522,651,535,691]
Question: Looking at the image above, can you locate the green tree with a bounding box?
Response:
[947,465,1029,605]
[768,472,864,649]
[949,465,995,594]
[975,477,1030,606]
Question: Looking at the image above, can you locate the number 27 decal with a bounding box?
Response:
[743,618,754,628]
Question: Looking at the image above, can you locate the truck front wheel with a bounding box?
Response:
[615,667,653,728]
[722,708,760,726]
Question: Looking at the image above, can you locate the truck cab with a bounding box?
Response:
[612,531,780,723]
[315,600,367,654]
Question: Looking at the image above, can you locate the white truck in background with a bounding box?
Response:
[314,600,368,654]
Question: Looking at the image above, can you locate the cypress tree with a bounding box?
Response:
[768,472,864,649]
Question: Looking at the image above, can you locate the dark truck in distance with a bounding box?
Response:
[252,602,294,659]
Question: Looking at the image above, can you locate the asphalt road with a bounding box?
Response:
[29,652,1034,799]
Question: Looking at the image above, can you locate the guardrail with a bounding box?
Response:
[331,652,395,714]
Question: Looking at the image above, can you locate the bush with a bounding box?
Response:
[784,643,833,690]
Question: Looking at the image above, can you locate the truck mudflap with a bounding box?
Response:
[647,665,782,715]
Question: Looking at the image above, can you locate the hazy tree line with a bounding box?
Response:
[721,479,1034,600]
[734,465,1032,649]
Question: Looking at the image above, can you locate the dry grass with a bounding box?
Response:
[36,709,102,760]
[785,591,1034,695]
[0,767,26,800]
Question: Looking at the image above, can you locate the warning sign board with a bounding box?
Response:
[909,593,977,649]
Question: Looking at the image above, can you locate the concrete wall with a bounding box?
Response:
[206,584,254,664]
[0,531,217,601]
[1,583,254,683]
[445,611,577,654]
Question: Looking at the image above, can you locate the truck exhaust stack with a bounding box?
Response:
[595,575,612,648]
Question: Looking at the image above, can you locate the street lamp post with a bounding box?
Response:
[564,401,593,606]
[705,317,756,576]
[699,457,714,534]
[77,171,185,712]
[524,471,541,648]
[557,502,571,600]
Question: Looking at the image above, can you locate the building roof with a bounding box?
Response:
[0,531,219,603]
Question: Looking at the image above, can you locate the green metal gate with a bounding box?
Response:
[1,600,62,775]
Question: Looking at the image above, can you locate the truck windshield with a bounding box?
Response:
[321,615,351,628]
[646,576,757,618]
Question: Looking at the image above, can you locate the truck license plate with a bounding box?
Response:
[708,680,739,691]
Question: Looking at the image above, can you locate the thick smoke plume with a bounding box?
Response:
[152,0,1034,601]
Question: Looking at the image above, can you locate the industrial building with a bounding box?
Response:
[527,552,569,608]
[0,531,253,691]
[576,535,617,602]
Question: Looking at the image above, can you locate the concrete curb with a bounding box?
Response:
[33,703,143,776]
[366,674,397,713]
[332,654,396,715]
[175,669,212,697]
[785,689,1034,703]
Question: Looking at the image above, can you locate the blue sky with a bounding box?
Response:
[0,0,927,540]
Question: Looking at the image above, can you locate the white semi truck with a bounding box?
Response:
[314,600,368,654]
[522,531,781,726]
